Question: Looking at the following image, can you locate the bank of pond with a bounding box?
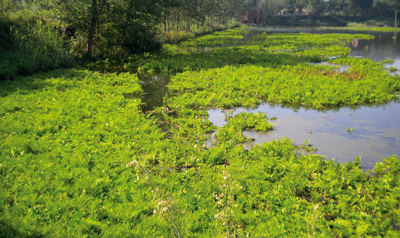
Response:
[0,27,399,237]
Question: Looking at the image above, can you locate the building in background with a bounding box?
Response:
[242,6,265,24]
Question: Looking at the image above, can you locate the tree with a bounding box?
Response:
[56,0,175,57]
[383,0,400,9]
[295,0,308,15]
[259,0,286,16]
[306,0,325,18]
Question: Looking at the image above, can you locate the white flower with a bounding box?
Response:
[126,160,138,168]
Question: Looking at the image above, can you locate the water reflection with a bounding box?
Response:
[137,73,171,111]
[208,101,400,171]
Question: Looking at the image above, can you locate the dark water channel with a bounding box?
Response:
[139,28,400,169]
[138,73,171,111]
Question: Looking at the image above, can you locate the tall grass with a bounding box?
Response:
[0,20,74,80]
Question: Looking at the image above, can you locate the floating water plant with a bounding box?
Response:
[121,29,375,74]
[1,28,399,237]
[167,62,400,110]
[381,59,394,64]
[215,112,274,145]
[297,139,318,153]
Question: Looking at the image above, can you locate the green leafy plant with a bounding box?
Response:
[1,28,399,237]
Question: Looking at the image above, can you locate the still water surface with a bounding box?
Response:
[139,28,400,169]
[208,100,400,171]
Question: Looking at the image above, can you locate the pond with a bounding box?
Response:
[139,27,400,170]
[207,100,400,171]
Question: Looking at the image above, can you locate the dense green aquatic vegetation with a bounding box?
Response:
[1,28,400,237]
[215,112,274,144]
[122,28,374,74]
[167,61,399,109]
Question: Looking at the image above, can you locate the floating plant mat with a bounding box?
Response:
[167,60,400,110]
[256,27,400,74]
[1,29,400,236]
[123,28,375,73]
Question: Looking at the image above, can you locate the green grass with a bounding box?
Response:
[1,28,399,237]
[0,20,73,80]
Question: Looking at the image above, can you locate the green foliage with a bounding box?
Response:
[0,20,73,80]
[1,27,400,237]
[216,112,274,144]
[167,62,399,109]
[121,28,375,74]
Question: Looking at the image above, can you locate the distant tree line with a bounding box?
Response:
[253,0,399,19]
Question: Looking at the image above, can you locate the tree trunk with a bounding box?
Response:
[186,17,190,32]
[87,0,97,59]
[163,9,167,32]
[176,12,179,31]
